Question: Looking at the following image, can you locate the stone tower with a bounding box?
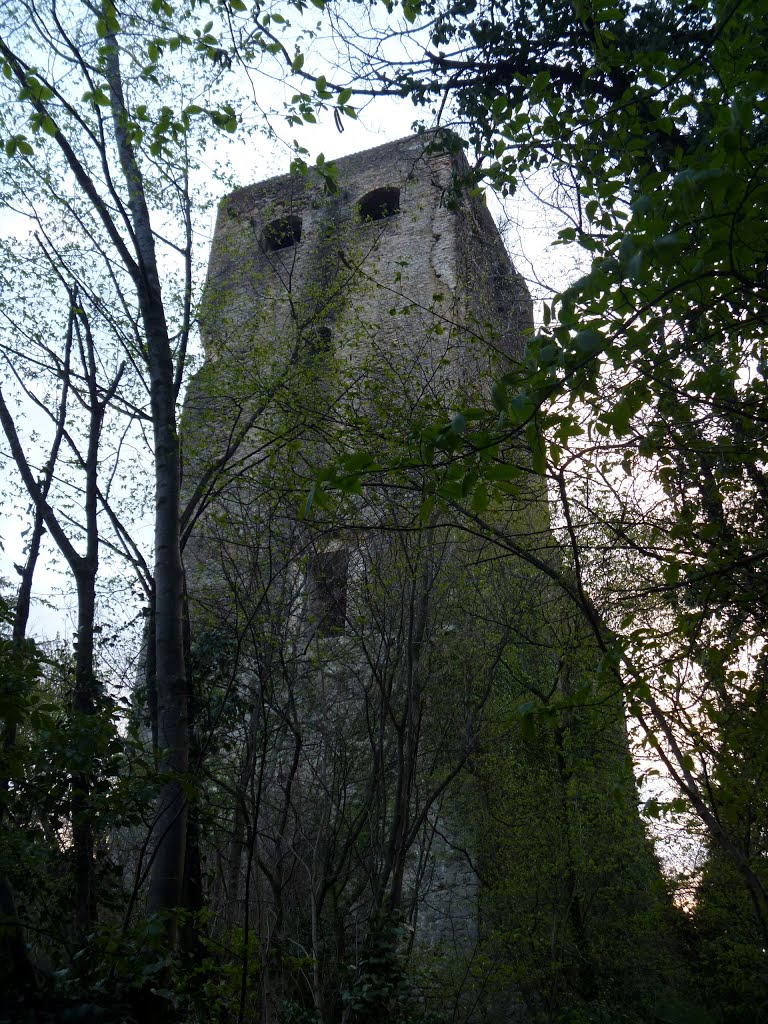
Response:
[182,135,664,1023]
[197,133,532,397]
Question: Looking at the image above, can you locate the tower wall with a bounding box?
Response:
[200,134,531,383]
[181,135,666,1024]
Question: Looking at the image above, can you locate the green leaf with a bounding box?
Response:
[643,798,662,819]
[491,95,508,118]
[471,482,489,513]
[573,328,603,354]
[402,0,421,22]
[341,451,375,474]
[526,422,546,474]
[626,252,642,280]
[485,463,521,482]
[538,343,557,365]
[418,495,435,524]
[517,700,537,740]
[509,391,534,422]
[450,412,466,434]
[654,231,685,251]
[491,379,507,412]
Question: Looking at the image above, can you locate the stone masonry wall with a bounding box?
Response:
[179,136,588,1022]
[201,134,532,381]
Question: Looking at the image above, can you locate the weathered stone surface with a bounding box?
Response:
[181,135,663,1023]
[201,133,531,376]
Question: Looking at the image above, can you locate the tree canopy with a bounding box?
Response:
[414,0,768,972]
[318,0,768,1000]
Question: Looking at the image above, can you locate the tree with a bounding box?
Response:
[0,269,133,939]
[325,0,768,961]
[0,0,355,983]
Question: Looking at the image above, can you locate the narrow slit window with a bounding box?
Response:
[261,215,302,252]
[308,548,348,635]
[358,187,400,222]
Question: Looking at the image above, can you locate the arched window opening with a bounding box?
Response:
[261,214,302,252]
[358,187,400,222]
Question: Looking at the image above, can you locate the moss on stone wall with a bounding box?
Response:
[181,135,680,1023]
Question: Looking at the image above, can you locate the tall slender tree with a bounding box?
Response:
[0,0,351,956]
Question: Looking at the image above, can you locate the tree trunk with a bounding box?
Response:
[0,508,49,990]
[145,363,188,942]
[101,21,189,944]
[71,570,99,934]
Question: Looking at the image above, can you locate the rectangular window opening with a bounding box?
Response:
[309,548,348,635]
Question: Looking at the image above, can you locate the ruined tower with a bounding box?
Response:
[182,135,665,1022]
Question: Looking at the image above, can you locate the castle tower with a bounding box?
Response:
[182,135,665,1023]
[199,133,532,372]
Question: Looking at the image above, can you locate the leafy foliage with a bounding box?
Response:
[347,0,768,934]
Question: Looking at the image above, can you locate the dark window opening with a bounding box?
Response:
[309,548,348,635]
[358,187,400,222]
[261,215,302,251]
